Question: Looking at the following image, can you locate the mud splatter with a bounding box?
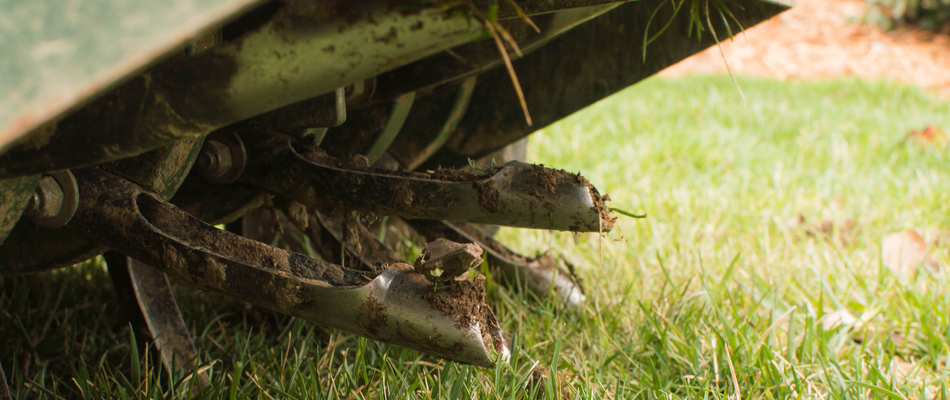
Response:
[527,365,550,399]
[284,201,310,231]
[474,179,500,213]
[356,296,388,336]
[529,163,559,193]
[423,275,502,351]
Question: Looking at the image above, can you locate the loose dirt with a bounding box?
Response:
[529,163,559,193]
[527,365,550,399]
[661,0,950,97]
[525,163,616,232]
[422,275,501,350]
[474,179,501,213]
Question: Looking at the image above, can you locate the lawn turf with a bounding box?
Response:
[3,75,950,398]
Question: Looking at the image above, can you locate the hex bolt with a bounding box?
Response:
[25,170,79,229]
[196,140,232,178]
[25,176,64,221]
[195,134,246,185]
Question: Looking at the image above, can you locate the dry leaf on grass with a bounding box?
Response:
[784,214,858,245]
[881,230,939,276]
[902,125,948,148]
[924,227,950,247]
[819,309,862,331]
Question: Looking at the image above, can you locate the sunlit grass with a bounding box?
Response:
[3,75,950,398]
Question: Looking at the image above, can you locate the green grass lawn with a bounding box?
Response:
[4,75,950,399]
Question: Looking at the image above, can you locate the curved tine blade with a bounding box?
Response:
[105,252,209,394]
[303,208,404,272]
[239,132,612,232]
[69,167,508,367]
[409,219,586,308]
[240,206,313,255]
[0,360,10,400]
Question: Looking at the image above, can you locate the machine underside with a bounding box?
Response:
[0,0,790,388]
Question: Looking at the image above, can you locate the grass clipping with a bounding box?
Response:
[441,1,538,126]
[644,0,749,100]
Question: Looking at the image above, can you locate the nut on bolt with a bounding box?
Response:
[195,133,246,185]
[25,170,79,229]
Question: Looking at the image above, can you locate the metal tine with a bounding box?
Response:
[105,252,209,396]
[67,167,508,367]
[237,131,610,232]
[295,208,405,273]
[0,359,10,400]
[408,219,586,308]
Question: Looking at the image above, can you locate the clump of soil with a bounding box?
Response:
[591,190,615,232]
[525,365,573,400]
[423,275,504,351]
[430,167,489,182]
[423,276,487,330]
[474,179,501,213]
[529,163,559,193]
[527,365,550,399]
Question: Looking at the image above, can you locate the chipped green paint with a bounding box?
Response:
[0,0,265,152]
[0,175,40,245]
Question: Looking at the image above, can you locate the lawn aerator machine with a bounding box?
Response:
[0,0,791,393]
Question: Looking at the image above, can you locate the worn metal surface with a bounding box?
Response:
[411,220,585,307]
[226,88,346,134]
[0,137,203,275]
[239,132,608,232]
[0,175,39,246]
[105,253,208,391]
[373,5,620,104]
[67,167,508,367]
[0,0,488,178]
[425,0,791,168]
[102,138,206,199]
[0,0,266,153]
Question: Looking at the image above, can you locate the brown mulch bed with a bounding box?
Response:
[660,0,950,97]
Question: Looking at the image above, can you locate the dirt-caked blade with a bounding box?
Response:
[66,167,509,367]
[239,132,614,232]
